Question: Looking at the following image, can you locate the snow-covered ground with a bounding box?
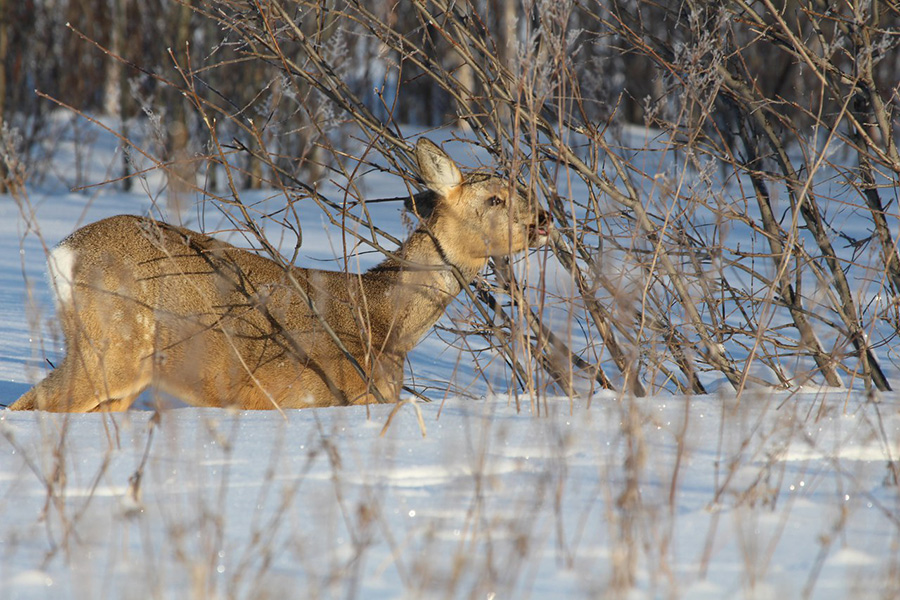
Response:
[1,120,899,599]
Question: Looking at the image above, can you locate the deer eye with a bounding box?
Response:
[487,195,505,208]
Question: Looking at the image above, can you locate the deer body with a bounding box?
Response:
[10,139,548,412]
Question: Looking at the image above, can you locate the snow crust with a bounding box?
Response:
[1,393,899,599]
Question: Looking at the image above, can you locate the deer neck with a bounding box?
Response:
[365,224,485,356]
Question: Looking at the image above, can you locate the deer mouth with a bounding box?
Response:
[529,211,552,244]
[528,224,550,245]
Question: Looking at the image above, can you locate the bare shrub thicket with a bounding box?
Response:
[5,0,900,399]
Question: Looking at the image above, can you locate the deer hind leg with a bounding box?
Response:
[9,356,94,411]
[9,350,150,412]
[9,245,152,412]
[10,311,153,413]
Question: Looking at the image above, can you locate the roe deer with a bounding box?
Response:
[10,139,550,412]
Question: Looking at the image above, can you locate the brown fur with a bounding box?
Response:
[9,139,550,411]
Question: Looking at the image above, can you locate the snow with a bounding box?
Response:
[1,122,899,599]
[2,394,899,598]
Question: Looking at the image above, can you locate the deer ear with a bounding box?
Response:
[416,138,463,196]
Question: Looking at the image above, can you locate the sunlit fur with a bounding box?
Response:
[10,139,550,412]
